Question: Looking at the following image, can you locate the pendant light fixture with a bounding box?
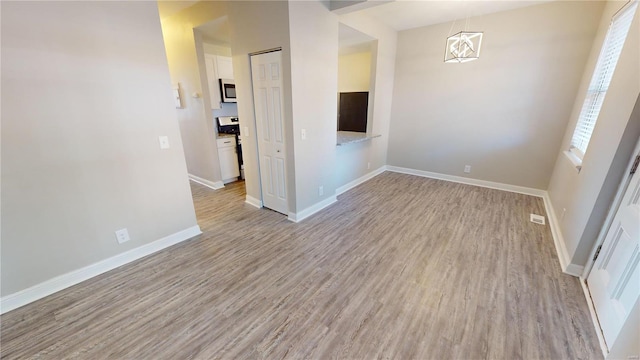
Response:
[444,8,483,63]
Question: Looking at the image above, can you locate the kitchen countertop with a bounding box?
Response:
[218,132,380,144]
[337,131,381,146]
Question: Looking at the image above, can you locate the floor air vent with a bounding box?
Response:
[530,214,546,225]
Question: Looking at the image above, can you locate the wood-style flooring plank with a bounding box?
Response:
[1,172,601,359]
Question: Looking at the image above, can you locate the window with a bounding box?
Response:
[570,1,638,160]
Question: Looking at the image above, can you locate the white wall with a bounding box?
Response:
[226,0,295,210]
[547,1,640,268]
[386,1,604,190]
[336,11,397,190]
[160,3,228,185]
[288,0,340,213]
[288,2,397,211]
[338,51,371,92]
[203,43,232,57]
[1,2,198,296]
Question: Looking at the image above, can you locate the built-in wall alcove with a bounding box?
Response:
[337,23,379,146]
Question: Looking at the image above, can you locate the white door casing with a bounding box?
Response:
[587,147,640,349]
[250,51,288,215]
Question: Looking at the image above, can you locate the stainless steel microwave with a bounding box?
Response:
[220,79,236,103]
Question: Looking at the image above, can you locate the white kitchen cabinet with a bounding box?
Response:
[205,55,221,110]
[217,137,239,183]
[204,55,234,110]
[216,56,234,80]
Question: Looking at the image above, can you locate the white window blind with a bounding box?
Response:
[570,1,638,159]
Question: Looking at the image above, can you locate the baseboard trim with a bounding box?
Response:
[386,166,546,197]
[579,278,609,357]
[566,263,585,276]
[336,166,387,196]
[288,195,337,223]
[245,195,263,209]
[188,174,224,190]
[542,193,583,277]
[0,225,202,315]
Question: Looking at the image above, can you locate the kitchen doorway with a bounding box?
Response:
[195,18,246,196]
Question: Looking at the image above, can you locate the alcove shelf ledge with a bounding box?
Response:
[337,131,381,146]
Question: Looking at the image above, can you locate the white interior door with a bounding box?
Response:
[250,51,288,215]
[587,148,640,349]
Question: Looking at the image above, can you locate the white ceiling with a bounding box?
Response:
[159,0,551,29]
[156,0,198,19]
[164,0,553,51]
[354,0,552,31]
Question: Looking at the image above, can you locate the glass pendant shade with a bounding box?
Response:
[444,31,483,63]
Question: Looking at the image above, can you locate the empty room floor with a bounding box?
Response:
[0,172,600,359]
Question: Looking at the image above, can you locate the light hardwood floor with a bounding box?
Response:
[1,172,601,359]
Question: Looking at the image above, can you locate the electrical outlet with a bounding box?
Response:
[158,136,170,149]
[115,228,130,244]
[367,162,371,170]
[301,129,307,140]
[318,185,324,196]
[464,165,471,173]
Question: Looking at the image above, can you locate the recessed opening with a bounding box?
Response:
[338,23,376,135]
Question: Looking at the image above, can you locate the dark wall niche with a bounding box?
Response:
[338,92,368,133]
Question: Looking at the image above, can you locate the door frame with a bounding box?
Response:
[582,137,640,279]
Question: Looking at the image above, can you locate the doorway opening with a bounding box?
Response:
[195,18,246,196]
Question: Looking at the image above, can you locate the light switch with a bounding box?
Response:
[159,136,170,149]
[301,129,307,140]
